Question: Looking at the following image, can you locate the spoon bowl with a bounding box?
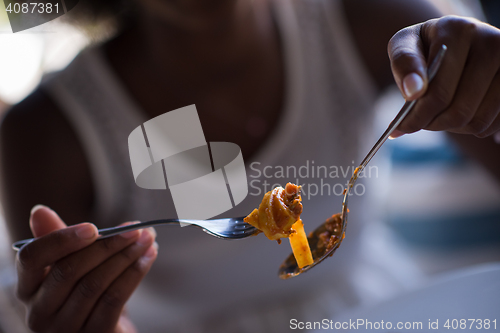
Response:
[279,213,343,279]
[278,45,447,279]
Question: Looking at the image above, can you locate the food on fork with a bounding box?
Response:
[288,218,314,268]
[244,183,302,240]
[244,183,313,268]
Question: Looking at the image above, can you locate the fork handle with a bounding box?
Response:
[11,219,189,251]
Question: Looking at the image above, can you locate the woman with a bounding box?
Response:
[1,0,500,332]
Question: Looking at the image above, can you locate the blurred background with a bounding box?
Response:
[0,0,499,332]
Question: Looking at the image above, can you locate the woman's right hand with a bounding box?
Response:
[15,205,158,333]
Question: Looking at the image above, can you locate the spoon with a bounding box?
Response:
[278,44,448,279]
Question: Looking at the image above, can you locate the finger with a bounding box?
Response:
[477,112,500,138]
[27,225,143,331]
[388,23,428,100]
[426,27,500,132]
[448,69,500,136]
[17,205,68,301]
[30,205,67,237]
[16,222,98,301]
[116,313,138,333]
[55,229,156,333]
[83,239,158,333]
[469,69,500,138]
[394,17,476,134]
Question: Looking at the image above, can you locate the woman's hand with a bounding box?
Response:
[15,205,158,333]
[388,15,500,141]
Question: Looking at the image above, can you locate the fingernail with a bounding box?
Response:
[75,223,97,239]
[494,132,500,145]
[403,73,424,99]
[145,242,158,258]
[139,246,157,268]
[31,204,49,215]
[121,229,141,239]
[120,222,141,239]
[148,227,157,238]
[137,228,153,246]
[389,130,405,140]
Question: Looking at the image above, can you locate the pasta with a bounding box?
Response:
[245,183,313,267]
[289,219,314,268]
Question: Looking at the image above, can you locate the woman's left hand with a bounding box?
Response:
[388,15,500,140]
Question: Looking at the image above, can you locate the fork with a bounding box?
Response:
[12,217,258,251]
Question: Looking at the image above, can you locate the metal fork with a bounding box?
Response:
[12,217,258,251]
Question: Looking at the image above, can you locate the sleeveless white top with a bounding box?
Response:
[43,0,386,331]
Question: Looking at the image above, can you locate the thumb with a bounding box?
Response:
[388,23,428,101]
[29,205,67,238]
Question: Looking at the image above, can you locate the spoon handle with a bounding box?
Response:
[340,44,448,243]
[359,44,448,170]
[278,45,448,279]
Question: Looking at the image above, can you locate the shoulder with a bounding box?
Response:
[0,87,93,238]
[341,0,441,89]
[1,87,67,150]
[0,87,85,171]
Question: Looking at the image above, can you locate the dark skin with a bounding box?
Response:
[104,0,285,159]
[1,0,500,332]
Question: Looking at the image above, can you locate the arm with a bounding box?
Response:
[446,133,500,182]
[0,88,94,242]
[342,0,500,183]
[342,0,442,90]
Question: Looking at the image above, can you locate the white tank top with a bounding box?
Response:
[43,0,380,331]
